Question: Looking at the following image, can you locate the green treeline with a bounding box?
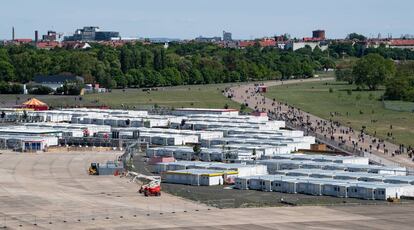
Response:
[0,43,334,89]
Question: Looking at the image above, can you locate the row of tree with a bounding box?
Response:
[0,42,334,90]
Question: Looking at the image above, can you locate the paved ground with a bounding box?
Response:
[1,150,414,229]
[227,78,414,170]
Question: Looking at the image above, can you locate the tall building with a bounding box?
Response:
[64,26,120,41]
[223,31,232,41]
[312,30,326,40]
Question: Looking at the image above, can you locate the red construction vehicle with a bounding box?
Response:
[139,180,161,196]
[126,172,161,197]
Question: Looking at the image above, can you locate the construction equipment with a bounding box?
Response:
[126,171,162,197]
[88,161,124,176]
[89,163,99,175]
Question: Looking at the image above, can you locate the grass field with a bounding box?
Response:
[0,83,242,110]
[266,80,414,147]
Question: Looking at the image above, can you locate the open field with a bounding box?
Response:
[266,80,414,147]
[0,83,242,110]
[2,150,414,229]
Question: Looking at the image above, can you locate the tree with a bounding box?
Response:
[352,54,395,90]
[193,144,201,161]
[335,68,354,84]
[29,85,54,95]
[346,33,367,41]
[0,60,15,81]
[240,103,247,113]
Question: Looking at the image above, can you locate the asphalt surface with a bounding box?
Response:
[2,150,414,229]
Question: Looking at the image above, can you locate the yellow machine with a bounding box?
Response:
[88,163,99,175]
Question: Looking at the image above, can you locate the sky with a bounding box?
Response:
[1,0,413,40]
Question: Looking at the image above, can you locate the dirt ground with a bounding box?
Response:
[2,150,414,229]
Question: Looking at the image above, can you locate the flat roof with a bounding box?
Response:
[165,169,238,176]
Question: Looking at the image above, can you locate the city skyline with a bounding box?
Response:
[1,0,414,40]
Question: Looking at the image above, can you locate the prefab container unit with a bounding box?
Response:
[0,127,63,137]
[184,114,270,122]
[61,108,148,117]
[202,137,311,152]
[178,118,284,130]
[146,146,194,158]
[155,161,214,173]
[155,161,268,176]
[346,183,414,200]
[114,127,223,141]
[247,175,283,191]
[219,128,304,138]
[383,176,414,185]
[163,169,238,186]
[296,179,330,196]
[275,169,385,182]
[257,160,310,173]
[234,176,263,190]
[358,175,387,183]
[207,163,268,177]
[273,177,304,194]
[225,134,314,145]
[174,121,281,131]
[172,108,240,116]
[147,134,198,146]
[321,181,354,198]
[279,154,370,165]
[0,135,58,151]
[23,123,111,136]
[256,159,407,176]
[211,144,289,157]
[345,164,407,176]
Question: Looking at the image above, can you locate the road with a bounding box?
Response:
[2,150,414,229]
[227,77,414,170]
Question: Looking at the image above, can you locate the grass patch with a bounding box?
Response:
[0,83,243,110]
[266,80,414,147]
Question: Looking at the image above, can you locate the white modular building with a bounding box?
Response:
[383,176,414,185]
[172,108,239,116]
[163,169,238,186]
[0,135,58,151]
[273,153,369,165]
[155,161,268,177]
[234,174,414,200]
[256,159,407,175]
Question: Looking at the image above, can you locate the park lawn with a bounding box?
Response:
[266,80,414,147]
[0,83,242,110]
[83,83,242,109]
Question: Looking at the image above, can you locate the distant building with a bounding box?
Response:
[286,41,328,51]
[259,38,276,47]
[388,39,414,51]
[33,74,84,90]
[223,31,232,41]
[62,41,92,49]
[237,40,257,48]
[312,30,326,40]
[64,26,120,41]
[36,41,61,50]
[195,36,222,43]
[42,31,57,41]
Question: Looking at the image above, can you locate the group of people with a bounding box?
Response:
[228,85,414,164]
